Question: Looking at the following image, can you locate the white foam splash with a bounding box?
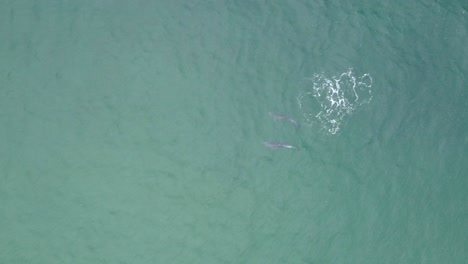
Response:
[297,69,373,134]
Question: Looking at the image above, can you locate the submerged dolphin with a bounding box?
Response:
[269,112,300,128]
[263,141,298,149]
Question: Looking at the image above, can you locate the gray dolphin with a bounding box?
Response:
[269,112,300,128]
[263,141,298,149]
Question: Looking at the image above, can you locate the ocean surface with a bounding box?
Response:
[0,0,467,263]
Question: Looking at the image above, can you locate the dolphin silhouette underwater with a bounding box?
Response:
[269,112,300,128]
[263,141,298,149]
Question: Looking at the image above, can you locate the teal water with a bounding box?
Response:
[1,0,467,263]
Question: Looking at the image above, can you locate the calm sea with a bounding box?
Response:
[0,0,467,263]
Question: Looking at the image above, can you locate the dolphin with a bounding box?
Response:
[269,112,300,128]
[263,141,298,149]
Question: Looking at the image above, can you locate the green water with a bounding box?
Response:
[0,1,467,263]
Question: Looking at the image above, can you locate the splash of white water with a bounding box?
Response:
[297,69,373,134]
